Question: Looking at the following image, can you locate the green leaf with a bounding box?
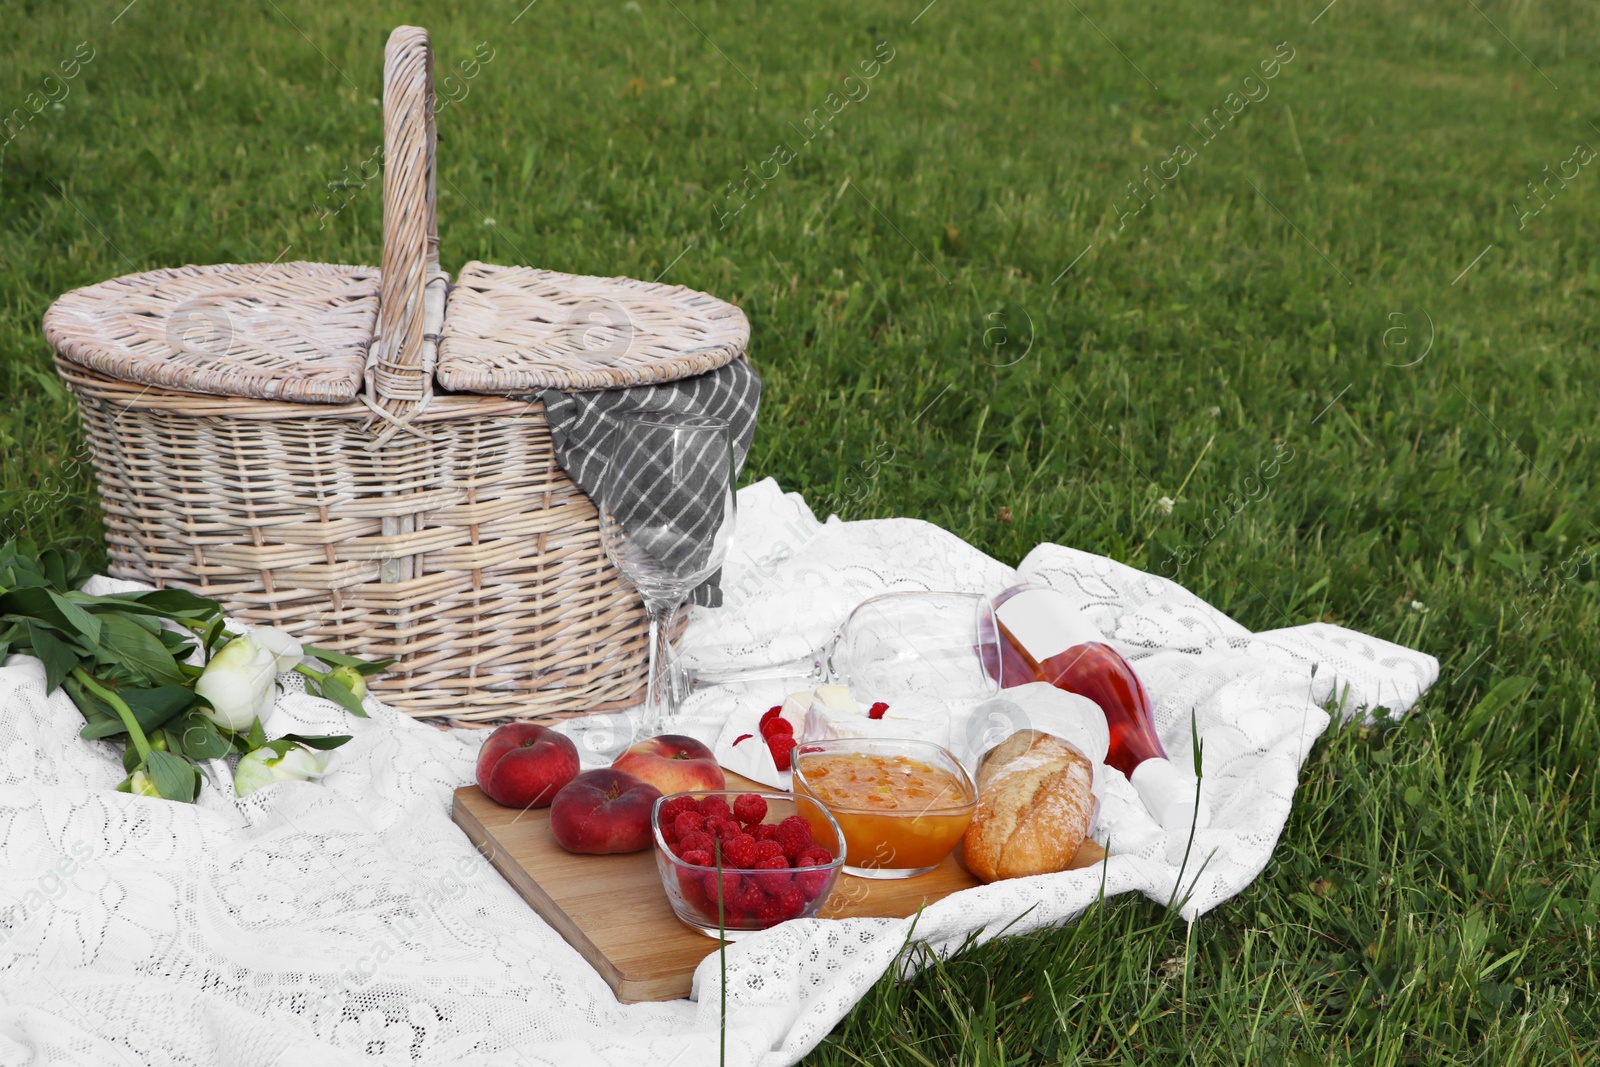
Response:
[279,732,352,751]
[1460,675,1535,740]
[94,614,186,686]
[77,686,193,739]
[39,549,68,591]
[202,615,228,654]
[1,586,98,641]
[64,675,117,727]
[25,621,80,692]
[123,685,199,729]
[247,718,267,750]
[79,718,132,740]
[129,587,224,619]
[122,744,142,774]
[173,711,232,760]
[145,749,197,802]
[301,643,365,667]
[48,591,100,643]
[317,672,369,718]
[304,643,394,674]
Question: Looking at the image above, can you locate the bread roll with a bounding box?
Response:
[961,729,1095,883]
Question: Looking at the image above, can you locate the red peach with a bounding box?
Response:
[611,734,725,795]
[548,769,662,854]
[475,723,580,808]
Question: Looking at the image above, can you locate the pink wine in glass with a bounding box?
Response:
[987,585,1167,776]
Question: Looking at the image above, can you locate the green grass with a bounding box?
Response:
[4,0,1599,1061]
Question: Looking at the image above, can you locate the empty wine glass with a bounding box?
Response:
[597,412,736,735]
[673,590,1006,704]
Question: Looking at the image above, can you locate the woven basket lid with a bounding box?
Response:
[436,262,750,393]
[44,26,747,407]
[44,263,379,404]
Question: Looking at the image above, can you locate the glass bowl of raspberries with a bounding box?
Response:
[652,789,846,939]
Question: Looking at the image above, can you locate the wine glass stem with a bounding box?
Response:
[641,599,674,736]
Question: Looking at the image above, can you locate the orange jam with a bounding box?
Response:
[793,752,974,870]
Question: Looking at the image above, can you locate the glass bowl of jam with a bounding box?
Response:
[790,738,977,879]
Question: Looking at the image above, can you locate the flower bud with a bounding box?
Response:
[233,745,332,797]
[129,769,161,797]
[329,665,367,701]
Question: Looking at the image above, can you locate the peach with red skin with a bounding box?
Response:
[549,768,663,854]
[475,723,580,808]
[610,734,726,795]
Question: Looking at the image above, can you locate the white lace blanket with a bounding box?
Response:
[0,479,1438,1066]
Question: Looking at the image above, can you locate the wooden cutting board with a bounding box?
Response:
[451,773,982,1002]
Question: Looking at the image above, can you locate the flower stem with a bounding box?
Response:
[72,667,152,762]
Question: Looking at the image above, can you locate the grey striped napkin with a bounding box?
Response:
[533,358,761,607]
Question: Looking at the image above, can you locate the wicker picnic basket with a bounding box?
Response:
[42,26,749,722]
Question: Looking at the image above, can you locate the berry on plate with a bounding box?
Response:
[769,734,798,771]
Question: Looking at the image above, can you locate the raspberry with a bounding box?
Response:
[731,877,767,912]
[677,866,707,906]
[704,816,738,840]
[795,867,832,901]
[659,796,698,824]
[702,870,743,906]
[774,816,813,860]
[721,908,748,929]
[752,823,779,842]
[754,840,785,863]
[697,796,733,821]
[722,833,759,868]
[732,793,768,827]
[752,854,792,892]
[796,846,835,868]
[772,883,806,919]
[673,811,706,838]
[760,705,783,727]
[752,896,789,928]
[867,701,890,720]
[662,822,681,847]
[678,831,714,856]
[759,716,793,740]
[769,734,797,771]
[680,849,713,867]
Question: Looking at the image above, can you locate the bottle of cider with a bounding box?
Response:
[987,584,1167,776]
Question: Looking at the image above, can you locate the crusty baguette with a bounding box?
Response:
[961,729,1096,883]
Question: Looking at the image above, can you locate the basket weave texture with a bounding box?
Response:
[41,26,749,723]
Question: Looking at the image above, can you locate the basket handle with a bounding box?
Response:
[370,25,441,419]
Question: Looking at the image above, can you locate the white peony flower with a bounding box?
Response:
[248,626,304,673]
[233,746,332,797]
[196,635,282,731]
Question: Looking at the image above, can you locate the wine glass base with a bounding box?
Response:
[841,863,937,880]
